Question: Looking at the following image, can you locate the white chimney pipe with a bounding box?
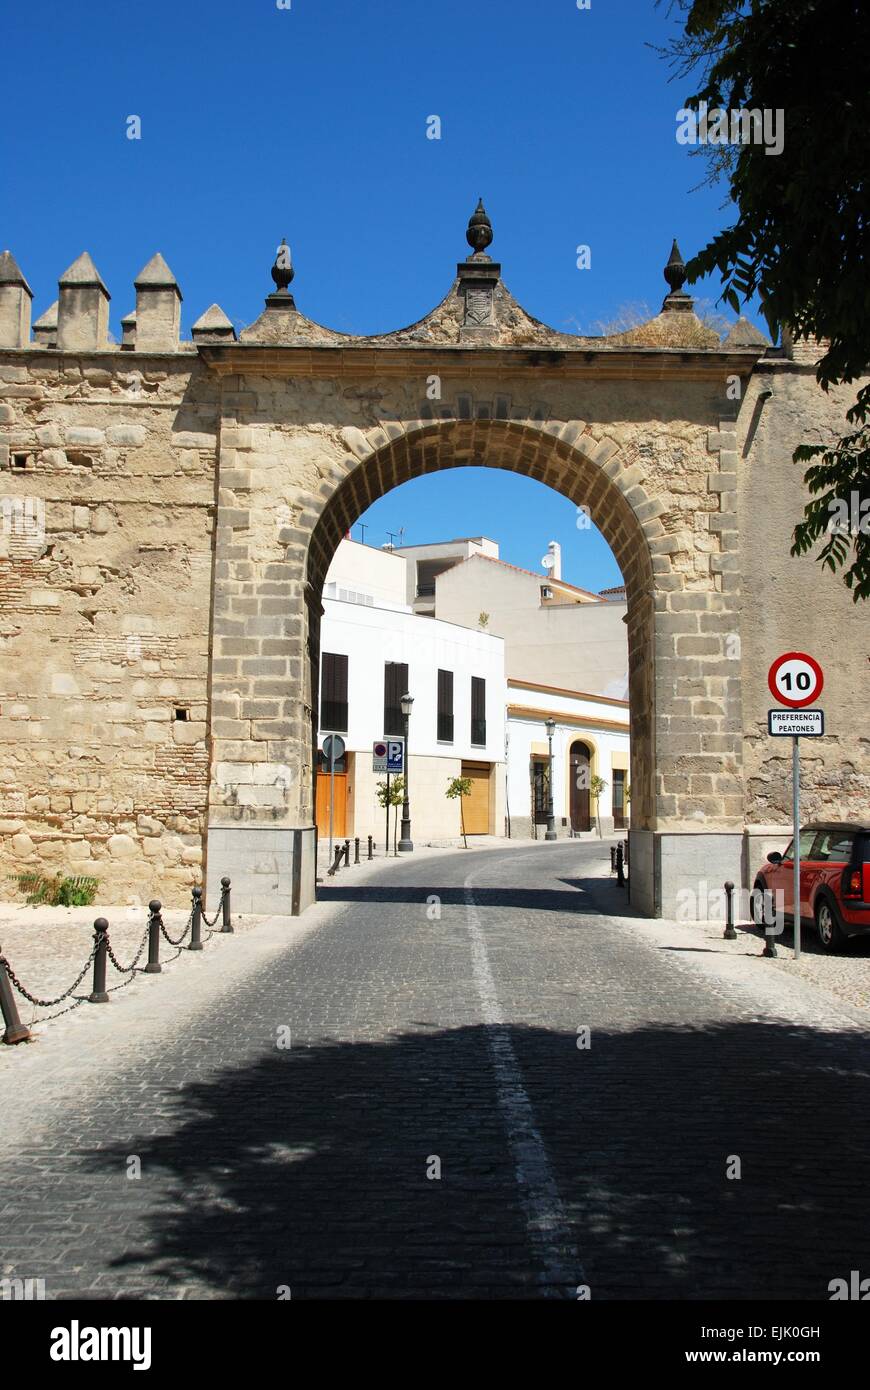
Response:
[547,541,562,580]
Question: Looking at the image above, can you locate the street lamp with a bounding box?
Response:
[545,716,557,841]
[398,692,414,851]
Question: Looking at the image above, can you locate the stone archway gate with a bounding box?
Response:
[0,211,865,918]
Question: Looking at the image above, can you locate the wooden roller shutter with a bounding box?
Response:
[461,761,491,835]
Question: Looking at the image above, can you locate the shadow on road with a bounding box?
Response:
[79,1016,870,1300]
[317,877,610,919]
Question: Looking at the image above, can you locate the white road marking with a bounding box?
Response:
[464,868,583,1294]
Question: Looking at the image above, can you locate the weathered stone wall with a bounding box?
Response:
[0,351,216,906]
[738,362,870,834]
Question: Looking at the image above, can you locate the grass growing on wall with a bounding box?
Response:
[11,873,100,908]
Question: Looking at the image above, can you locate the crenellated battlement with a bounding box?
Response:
[0,247,237,355]
[2,206,819,360]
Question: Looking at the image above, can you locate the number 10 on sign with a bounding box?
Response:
[767,652,825,960]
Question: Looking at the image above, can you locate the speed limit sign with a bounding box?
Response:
[768,651,824,709]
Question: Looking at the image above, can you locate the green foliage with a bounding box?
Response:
[478,612,490,629]
[11,872,100,907]
[659,0,870,598]
[375,775,404,809]
[446,775,473,847]
[589,774,608,800]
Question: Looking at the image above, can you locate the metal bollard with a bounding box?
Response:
[328,845,343,876]
[354,837,360,865]
[723,880,737,940]
[189,886,204,951]
[616,842,626,888]
[762,904,779,958]
[368,835,373,861]
[623,838,629,872]
[610,844,616,872]
[343,839,350,867]
[0,945,31,1043]
[220,876,233,934]
[89,918,110,1002]
[145,900,163,973]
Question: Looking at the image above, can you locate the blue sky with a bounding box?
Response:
[3,0,745,591]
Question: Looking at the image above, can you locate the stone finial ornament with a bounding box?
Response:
[664,239,687,294]
[662,238,693,311]
[266,239,296,309]
[271,239,294,291]
[466,199,493,259]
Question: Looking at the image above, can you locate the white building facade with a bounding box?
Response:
[318,535,630,847]
[317,541,506,846]
[506,679,630,838]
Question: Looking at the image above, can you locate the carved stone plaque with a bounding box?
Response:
[464,286,493,326]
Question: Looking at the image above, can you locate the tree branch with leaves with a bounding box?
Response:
[657,0,870,599]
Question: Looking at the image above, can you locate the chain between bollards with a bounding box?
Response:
[0,944,32,1043]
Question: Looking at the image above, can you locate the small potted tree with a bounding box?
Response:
[376,775,405,856]
[445,775,473,848]
[589,773,608,838]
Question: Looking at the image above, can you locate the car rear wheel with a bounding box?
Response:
[750,879,768,925]
[816,897,847,953]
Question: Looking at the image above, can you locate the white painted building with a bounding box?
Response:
[506,679,630,838]
[318,535,631,845]
[317,541,506,846]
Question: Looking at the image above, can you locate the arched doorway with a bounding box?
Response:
[569,740,591,832]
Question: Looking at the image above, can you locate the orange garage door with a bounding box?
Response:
[461,762,491,835]
[316,772,347,837]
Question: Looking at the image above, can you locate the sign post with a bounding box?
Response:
[322,734,345,867]
[767,652,825,961]
[372,740,404,858]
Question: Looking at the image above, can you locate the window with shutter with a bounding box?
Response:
[384,661,408,737]
[471,676,486,747]
[320,652,348,733]
[437,669,454,742]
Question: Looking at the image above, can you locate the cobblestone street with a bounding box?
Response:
[2,841,869,1300]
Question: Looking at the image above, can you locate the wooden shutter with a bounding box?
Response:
[320,652,348,733]
[437,669,454,742]
[471,676,486,746]
[383,661,408,736]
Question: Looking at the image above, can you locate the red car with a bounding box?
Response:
[751,821,870,952]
